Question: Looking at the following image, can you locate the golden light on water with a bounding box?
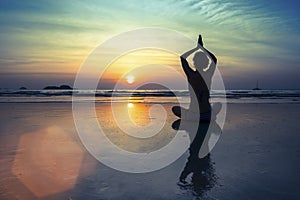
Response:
[127,102,134,108]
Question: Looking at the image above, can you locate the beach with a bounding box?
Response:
[0,102,300,200]
[1,0,300,199]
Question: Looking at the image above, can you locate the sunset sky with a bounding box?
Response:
[0,0,299,89]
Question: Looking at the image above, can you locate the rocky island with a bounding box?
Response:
[43,85,73,90]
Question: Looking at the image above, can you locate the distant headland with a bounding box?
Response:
[43,85,73,90]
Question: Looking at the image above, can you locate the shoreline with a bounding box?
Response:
[0,103,299,199]
[1,101,300,104]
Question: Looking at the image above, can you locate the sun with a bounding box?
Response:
[126,75,135,84]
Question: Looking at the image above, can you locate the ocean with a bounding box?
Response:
[0,89,299,104]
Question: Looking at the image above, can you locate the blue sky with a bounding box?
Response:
[0,0,299,89]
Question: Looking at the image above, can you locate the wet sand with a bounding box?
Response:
[0,103,299,200]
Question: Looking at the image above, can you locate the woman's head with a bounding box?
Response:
[193,51,209,71]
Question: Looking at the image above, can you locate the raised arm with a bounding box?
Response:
[197,35,217,64]
[180,56,194,76]
[180,44,199,76]
[198,45,217,76]
[204,48,217,64]
[181,46,199,59]
[197,35,217,76]
[180,35,218,77]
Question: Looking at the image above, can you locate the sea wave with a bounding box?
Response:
[0,89,299,104]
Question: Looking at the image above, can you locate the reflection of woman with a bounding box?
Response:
[172,35,217,121]
[172,104,222,193]
[172,120,218,194]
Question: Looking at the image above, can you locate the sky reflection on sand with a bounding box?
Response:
[12,126,84,197]
[1,102,187,198]
[2,103,299,199]
[0,104,98,199]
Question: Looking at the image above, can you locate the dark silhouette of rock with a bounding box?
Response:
[43,86,59,90]
[19,87,27,90]
[43,85,72,90]
[59,85,72,90]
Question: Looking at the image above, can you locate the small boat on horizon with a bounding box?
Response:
[252,81,261,90]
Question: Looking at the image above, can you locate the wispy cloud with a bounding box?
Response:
[0,0,299,88]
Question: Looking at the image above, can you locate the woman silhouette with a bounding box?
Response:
[172,35,217,121]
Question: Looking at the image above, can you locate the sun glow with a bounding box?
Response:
[127,103,134,108]
[126,75,135,84]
